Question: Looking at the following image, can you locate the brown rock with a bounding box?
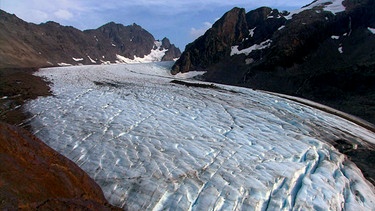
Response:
[0,10,180,68]
[0,122,122,210]
[0,67,51,129]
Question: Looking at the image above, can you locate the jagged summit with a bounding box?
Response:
[171,7,248,73]
[0,10,181,68]
[172,0,375,74]
[172,0,375,124]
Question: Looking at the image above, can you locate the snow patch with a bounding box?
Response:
[286,0,346,20]
[115,54,134,64]
[72,57,84,62]
[331,35,340,39]
[116,41,168,63]
[87,56,96,64]
[57,62,72,66]
[278,25,285,31]
[231,40,272,56]
[267,10,282,19]
[368,27,375,34]
[338,46,343,54]
[100,60,111,65]
[249,27,256,37]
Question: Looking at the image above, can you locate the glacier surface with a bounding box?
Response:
[26,62,375,210]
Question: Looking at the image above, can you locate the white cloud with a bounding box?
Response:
[54,9,73,20]
[190,22,212,39]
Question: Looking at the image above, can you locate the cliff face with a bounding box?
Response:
[0,122,121,210]
[0,10,181,68]
[172,0,375,124]
[84,22,155,61]
[171,7,248,73]
[160,37,181,61]
[171,7,286,74]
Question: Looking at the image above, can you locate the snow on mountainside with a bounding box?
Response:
[115,41,169,64]
[286,0,346,19]
[171,0,375,125]
[0,10,181,68]
[25,62,375,210]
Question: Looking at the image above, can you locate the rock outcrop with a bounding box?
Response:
[172,0,375,124]
[84,22,155,61]
[160,37,181,61]
[0,67,51,127]
[171,7,286,75]
[171,7,248,74]
[0,122,121,210]
[0,10,181,68]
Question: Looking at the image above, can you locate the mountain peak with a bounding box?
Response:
[171,0,375,124]
[0,12,181,68]
[171,7,247,74]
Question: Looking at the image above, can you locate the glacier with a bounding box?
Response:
[25,62,375,210]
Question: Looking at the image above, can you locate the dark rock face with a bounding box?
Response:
[84,22,155,60]
[0,122,121,210]
[172,0,375,124]
[245,7,287,47]
[0,10,181,68]
[172,7,248,74]
[161,37,181,61]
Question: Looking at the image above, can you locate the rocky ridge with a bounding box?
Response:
[0,10,181,68]
[172,0,375,124]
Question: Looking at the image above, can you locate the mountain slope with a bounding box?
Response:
[0,122,121,210]
[172,0,375,124]
[0,10,181,68]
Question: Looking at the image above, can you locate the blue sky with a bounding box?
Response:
[1,0,312,49]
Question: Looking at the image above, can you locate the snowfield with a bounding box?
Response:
[26,62,375,210]
[286,0,346,20]
[115,41,168,64]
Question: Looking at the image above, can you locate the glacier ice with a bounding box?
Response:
[26,62,375,210]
